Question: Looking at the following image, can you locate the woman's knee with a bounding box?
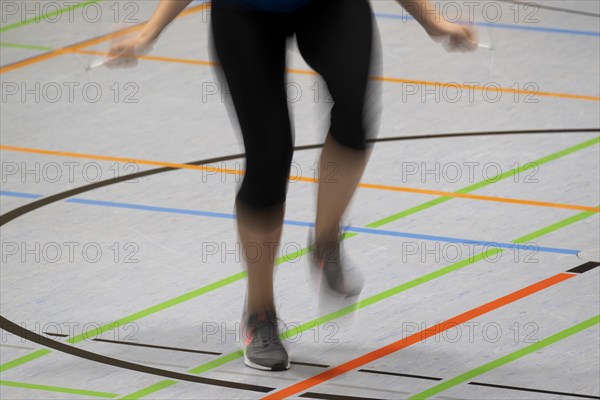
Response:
[237,146,294,208]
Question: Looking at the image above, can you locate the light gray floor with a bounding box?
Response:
[1,0,599,399]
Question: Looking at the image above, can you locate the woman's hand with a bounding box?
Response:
[105,34,155,69]
[104,0,193,69]
[425,20,478,52]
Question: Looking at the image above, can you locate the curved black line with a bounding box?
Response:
[0,316,273,393]
[3,129,597,228]
[0,154,244,227]
[0,128,598,388]
[364,128,600,145]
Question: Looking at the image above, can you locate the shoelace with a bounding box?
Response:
[252,317,281,347]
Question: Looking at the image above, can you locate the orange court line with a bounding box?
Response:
[372,76,600,102]
[1,144,598,213]
[70,50,600,102]
[261,272,576,399]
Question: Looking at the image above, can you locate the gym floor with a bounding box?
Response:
[1,0,599,399]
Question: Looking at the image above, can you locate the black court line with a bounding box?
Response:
[42,332,68,338]
[358,368,442,381]
[45,333,327,367]
[89,338,326,368]
[567,261,600,274]
[92,337,223,356]
[91,336,324,368]
[291,361,330,368]
[468,382,600,399]
[300,392,385,400]
[363,128,600,146]
[1,129,598,391]
[495,0,600,18]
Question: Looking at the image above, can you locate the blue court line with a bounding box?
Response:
[67,197,236,220]
[374,13,600,37]
[0,190,579,255]
[1,191,42,199]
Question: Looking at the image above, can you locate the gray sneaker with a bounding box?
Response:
[242,309,290,371]
[309,228,364,297]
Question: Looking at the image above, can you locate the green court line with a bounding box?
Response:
[0,380,119,398]
[0,0,103,33]
[120,205,597,399]
[0,42,54,51]
[67,272,250,344]
[0,349,51,373]
[408,315,600,399]
[2,136,598,392]
[121,381,177,400]
[514,208,599,243]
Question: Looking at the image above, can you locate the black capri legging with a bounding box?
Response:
[210,0,382,209]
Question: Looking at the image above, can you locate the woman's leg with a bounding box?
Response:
[296,0,382,279]
[211,3,292,370]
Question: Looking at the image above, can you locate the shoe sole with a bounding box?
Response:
[243,353,291,371]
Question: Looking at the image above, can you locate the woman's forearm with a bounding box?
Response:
[140,0,194,41]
